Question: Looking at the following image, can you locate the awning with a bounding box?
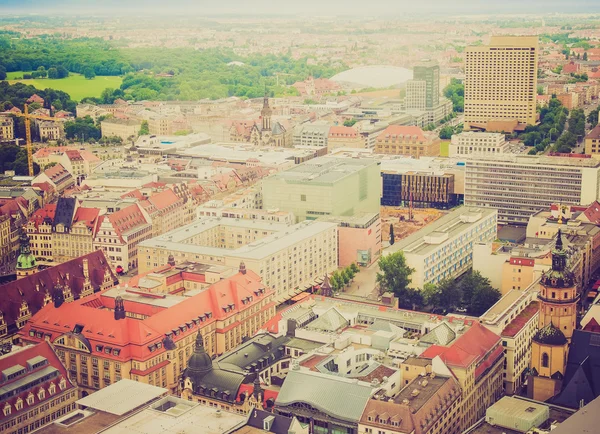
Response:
[291,292,310,302]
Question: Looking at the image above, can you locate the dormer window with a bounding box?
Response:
[37,389,46,400]
[15,398,23,411]
[3,404,10,416]
[59,378,66,391]
[26,393,34,405]
[48,383,56,394]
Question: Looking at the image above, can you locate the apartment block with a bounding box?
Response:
[0,115,14,141]
[449,131,509,157]
[100,118,142,141]
[138,217,338,302]
[327,126,364,152]
[585,124,600,158]
[375,125,440,158]
[261,157,381,223]
[464,36,538,130]
[292,123,330,148]
[388,207,498,289]
[464,154,600,224]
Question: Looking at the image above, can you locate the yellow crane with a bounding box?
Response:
[14,104,63,176]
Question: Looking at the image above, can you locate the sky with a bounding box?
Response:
[2,0,600,16]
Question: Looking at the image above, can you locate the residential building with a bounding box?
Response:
[26,204,56,261]
[138,218,338,302]
[386,207,498,289]
[32,164,76,195]
[140,188,185,236]
[318,213,381,267]
[261,156,381,223]
[20,264,276,396]
[292,76,342,97]
[464,154,600,224]
[464,36,538,130]
[327,126,364,152]
[528,231,578,402]
[228,409,308,434]
[93,203,153,271]
[374,125,440,158]
[585,124,600,158]
[100,118,142,141]
[197,205,295,225]
[449,132,509,157]
[405,79,428,110]
[420,322,504,431]
[0,116,14,141]
[52,199,100,264]
[0,197,29,274]
[58,150,100,179]
[37,120,64,141]
[0,342,78,433]
[0,250,116,345]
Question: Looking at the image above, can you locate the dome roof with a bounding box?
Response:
[185,333,213,382]
[16,253,36,270]
[533,322,568,346]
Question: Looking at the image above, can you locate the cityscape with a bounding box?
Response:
[1,1,600,433]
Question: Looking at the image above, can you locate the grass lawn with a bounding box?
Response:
[7,71,123,101]
[440,140,450,157]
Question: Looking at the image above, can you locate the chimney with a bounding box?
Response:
[114,296,126,320]
[83,258,89,279]
[239,261,247,275]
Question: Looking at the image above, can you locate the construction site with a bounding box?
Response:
[381,205,447,243]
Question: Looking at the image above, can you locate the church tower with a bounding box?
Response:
[528,229,577,402]
[16,233,37,279]
[261,91,272,132]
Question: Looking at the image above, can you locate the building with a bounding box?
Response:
[358,370,462,434]
[528,231,578,403]
[386,207,498,289]
[197,205,295,226]
[15,233,38,279]
[0,116,14,141]
[464,36,538,130]
[327,126,364,152]
[0,342,78,434]
[32,164,76,195]
[138,217,338,302]
[420,322,504,431]
[228,408,308,434]
[449,132,509,157]
[585,124,600,158]
[374,125,440,158]
[51,199,101,264]
[100,118,142,141]
[37,120,64,141]
[318,213,381,267]
[464,154,600,225]
[93,203,153,271]
[381,170,458,209]
[0,249,116,344]
[406,61,440,110]
[250,94,291,148]
[19,264,276,396]
[293,123,330,148]
[140,188,185,236]
[261,156,381,223]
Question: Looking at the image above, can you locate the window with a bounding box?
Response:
[300,195,306,202]
[3,404,10,416]
[542,352,549,368]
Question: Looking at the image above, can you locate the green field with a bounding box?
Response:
[7,71,123,101]
[440,141,450,157]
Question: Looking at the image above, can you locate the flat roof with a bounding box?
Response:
[180,143,315,165]
[76,379,168,415]
[267,156,378,185]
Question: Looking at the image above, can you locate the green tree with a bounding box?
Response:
[584,52,588,61]
[36,66,47,78]
[47,67,58,79]
[343,118,357,127]
[437,278,463,312]
[64,116,101,141]
[341,268,352,287]
[350,263,360,274]
[376,251,414,298]
[330,271,342,292]
[422,282,441,307]
[389,223,395,245]
[0,66,6,81]
[537,85,544,96]
[56,66,69,79]
[139,120,149,135]
[83,67,96,80]
[439,125,454,140]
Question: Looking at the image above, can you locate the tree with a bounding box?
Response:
[0,66,6,81]
[439,125,454,140]
[422,282,441,307]
[36,66,47,78]
[350,263,360,274]
[341,268,352,287]
[56,65,69,79]
[330,271,342,292]
[376,251,414,298]
[64,116,101,141]
[83,67,96,80]
[537,85,544,96]
[139,120,149,135]
[389,224,395,245]
[343,118,357,127]
[437,278,463,312]
[47,67,58,79]
[584,52,588,61]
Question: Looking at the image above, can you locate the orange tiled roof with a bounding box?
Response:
[377,125,426,142]
[329,126,358,138]
[28,204,57,228]
[148,188,181,210]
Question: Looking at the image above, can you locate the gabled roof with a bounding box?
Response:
[329,126,358,138]
[73,207,100,234]
[53,197,77,229]
[243,408,294,434]
[28,204,57,228]
[586,125,600,140]
[420,322,456,346]
[582,201,600,225]
[147,188,181,211]
[106,203,150,238]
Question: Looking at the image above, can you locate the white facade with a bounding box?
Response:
[387,207,498,289]
[449,132,509,157]
[405,80,427,110]
[465,155,600,225]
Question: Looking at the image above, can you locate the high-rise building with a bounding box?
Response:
[464,36,538,130]
[408,60,440,109]
[465,154,600,225]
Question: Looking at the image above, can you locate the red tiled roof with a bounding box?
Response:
[583,317,600,333]
[586,125,600,140]
[121,189,145,200]
[377,125,426,142]
[32,181,55,193]
[107,203,150,237]
[64,150,84,161]
[148,188,181,210]
[28,204,57,228]
[583,200,600,225]
[420,322,501,371]
[502,301,540,338]
[44,163,70,182]
[27,94,45,104]
[73,207,100,233]
[328,126,358,138]
[0,342,75,423]
[299,354,328,371]
[142,181,167,189]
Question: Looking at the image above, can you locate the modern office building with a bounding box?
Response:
[449,131,509,157]
[464,36,539,130]
[406,60,440,110]
[464,154,600,225]
[261,156,381,223]
[381,170,458,209]
[387,206,498,289]
[138,217,338,302]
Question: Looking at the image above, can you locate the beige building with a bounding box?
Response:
[375,125,440,158]
[327,126,364,152]
[138,217,338,303]
[0,115,14,141]
[464,36,538,130]
[449,131,509,157]
[100,118,142,141]
[585,124,600,158]
[148,115,173,136]
[37,120,64,141]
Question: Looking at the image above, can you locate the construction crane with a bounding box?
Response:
[14,104,62,176]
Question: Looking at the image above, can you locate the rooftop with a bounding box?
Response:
[502,301,540,338]
[76,379,168,415]
[266,156,378,185]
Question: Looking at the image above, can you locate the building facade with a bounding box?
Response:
[374,125,440,158]
[381,171,458,209]
[465,154,600,225]
[0,116,14,141]
[100,118,142,141]
[449,131,509,157]
[388,207,498,289]
[464,36,538,130]
[585,124,600,158]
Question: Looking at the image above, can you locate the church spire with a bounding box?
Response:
[261,86,272,132]
[552,229,567,272]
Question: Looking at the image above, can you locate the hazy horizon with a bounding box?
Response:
[2,0,600,17]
